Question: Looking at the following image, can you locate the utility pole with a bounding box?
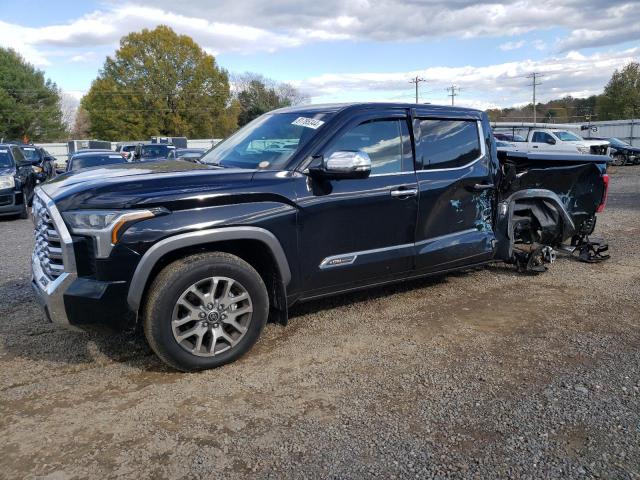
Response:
[446,84,460,106]
[526,72,543,123]
[409,76,426,103]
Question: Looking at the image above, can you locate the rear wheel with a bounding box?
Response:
[612,154,625,166]
[143,252,269,371]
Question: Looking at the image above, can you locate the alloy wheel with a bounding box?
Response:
[171,276,253,357]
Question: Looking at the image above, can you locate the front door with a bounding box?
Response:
[295,112,418,297]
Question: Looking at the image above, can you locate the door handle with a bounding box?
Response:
[390,188,418,198]
[532,145,539,148]
[472,183,495,191]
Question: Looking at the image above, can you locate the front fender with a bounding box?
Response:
[126,226,292,312]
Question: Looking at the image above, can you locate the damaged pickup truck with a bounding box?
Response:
[31,103,610,371]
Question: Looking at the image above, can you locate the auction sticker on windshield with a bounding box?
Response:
[291,117,325,129]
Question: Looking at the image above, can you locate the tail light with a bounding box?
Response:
[596,174,609,213]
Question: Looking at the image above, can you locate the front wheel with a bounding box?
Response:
[143,252,269,372]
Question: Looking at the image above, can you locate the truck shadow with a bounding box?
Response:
[2,264,520,373]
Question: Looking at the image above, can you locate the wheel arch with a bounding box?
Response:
[494,188,576,261]
[128,227,292,321]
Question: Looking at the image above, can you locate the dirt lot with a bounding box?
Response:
[1,168,639,479]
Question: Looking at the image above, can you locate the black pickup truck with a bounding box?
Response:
[31,103,609,371]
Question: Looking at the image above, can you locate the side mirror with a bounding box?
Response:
[310,150,372,179]
[546,137,556,145]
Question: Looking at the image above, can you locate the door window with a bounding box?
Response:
[416,119,481,169]
[327,120,403,174]
[532,131,554,143]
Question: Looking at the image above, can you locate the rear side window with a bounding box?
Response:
[416,119,481,169]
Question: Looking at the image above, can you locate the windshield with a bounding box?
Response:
[201,112,333,169]
[20,147,40,161]
[609,138,630,147]
[553,131,583,141]
[0,149,14,168]
[70,154,127,171]
[140,144,175,159]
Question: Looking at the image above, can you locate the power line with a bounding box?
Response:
[409,76,426,103]
[446,84,460,106]
[526,72,543,122]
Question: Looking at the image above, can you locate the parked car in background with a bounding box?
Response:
[133,143,176,162]
[590,137,640,166]
[18,144,57,182]
[492,123,610,155]
[168,148,207,163]
[0,144,37,219]
[66,151,128,172]
[493,132,526,142]
[115,143,138,160]
[495,140,521,152]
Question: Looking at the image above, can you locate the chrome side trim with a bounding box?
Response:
[414,228,479,247]
[127,226,292,312]
[318,228,481,270]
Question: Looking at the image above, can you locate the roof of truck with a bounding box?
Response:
[273,102,482,117]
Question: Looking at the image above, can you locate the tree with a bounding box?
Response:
[232,72,308,126]
[0,47,67,141]
[81,25,237,140]
[71,106,91,138]
[597,62,640,120]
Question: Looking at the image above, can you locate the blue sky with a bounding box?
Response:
[0,0,638,111]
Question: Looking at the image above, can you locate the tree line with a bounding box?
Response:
[1,24,639,142]
[487,63,640,124]
[1,26,307,142]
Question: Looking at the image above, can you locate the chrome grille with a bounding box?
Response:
[33,195,65,281]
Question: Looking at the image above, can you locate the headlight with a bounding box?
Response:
[0,175,15,189]
[32,166,43,173]
[577,146,590,154]
[62,209,162,258]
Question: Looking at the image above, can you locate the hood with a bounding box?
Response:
[0,167,16,177]
[40,160,258,211]
[581,139,610,147]
[613,144,640,153]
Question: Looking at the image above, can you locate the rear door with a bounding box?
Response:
[413,117,496,272]
[296,110,418,296]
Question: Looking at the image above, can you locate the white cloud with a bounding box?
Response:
[293,47,640,108]
[500,41,526,51]
[1,1,639,69]
[69,52,97,63]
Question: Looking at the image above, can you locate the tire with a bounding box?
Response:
[18,198,29,219]
[143,252,269,372]
[612,154,625,166]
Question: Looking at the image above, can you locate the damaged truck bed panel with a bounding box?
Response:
[496,150,609,271]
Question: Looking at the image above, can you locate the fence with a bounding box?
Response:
[37,139,222,164]
[580,119,640,147]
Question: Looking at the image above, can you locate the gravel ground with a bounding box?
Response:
[0,167,639,479]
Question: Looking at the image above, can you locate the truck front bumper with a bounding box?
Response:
[0,189,24,216]
[31,254,135,331]
[31,189,136,332]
